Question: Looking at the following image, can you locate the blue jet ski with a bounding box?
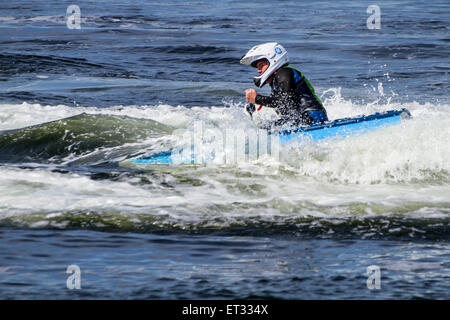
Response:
[128,108,411,165]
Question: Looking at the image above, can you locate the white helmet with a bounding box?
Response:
[240,42,289,88]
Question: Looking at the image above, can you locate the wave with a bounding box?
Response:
[347,43,450,60]
[0,14,240,30]
[0,53,134,78]
[0,96,448,239]
[0,206,448,241]
[0,97,449,182]
[151,45,234,55]
[0,112,172,164]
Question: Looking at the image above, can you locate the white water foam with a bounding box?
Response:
[0,92,449,222]
[0,165,186,216]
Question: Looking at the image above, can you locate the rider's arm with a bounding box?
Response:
[254,68,295,108]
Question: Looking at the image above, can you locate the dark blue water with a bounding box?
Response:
[1,0,448,107]
[1,229,448,299]
[0,0,449,300]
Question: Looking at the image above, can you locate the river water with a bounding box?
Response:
[0,0,449,299]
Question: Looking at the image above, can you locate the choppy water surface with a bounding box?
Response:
[0,0,449,299]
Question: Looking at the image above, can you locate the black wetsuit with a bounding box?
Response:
[255,65,328,127]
